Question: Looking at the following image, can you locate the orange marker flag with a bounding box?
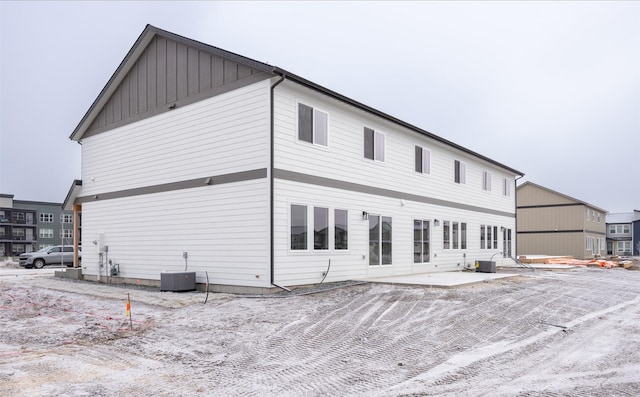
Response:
[126,293,133,330]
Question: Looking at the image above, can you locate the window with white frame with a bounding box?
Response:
[60,213,73,223]
[414,146,431,174]
[369,215,392,265]
[480,225,497,249]
[298,103,328,146]
[334,209,348,250]
[39,228,53,238]
[314,207,329,250]
[503,178,511,196]
[443,221,450,249]
[40,213,53,223]
[617,241,631,254]
[454,160,466,184]
[364,127,385,162]
[413,219,430,263]
[482,171,492,191]
[60,229,72,239]
[291,204,349,251]
[291,204,308,250]
[610,224,631,234]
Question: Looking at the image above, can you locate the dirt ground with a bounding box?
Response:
[1,262,640,396]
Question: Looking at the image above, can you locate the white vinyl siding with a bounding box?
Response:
[80,80,270,197]
[81,179,270,287]
[78,80,271,288]
[274,83,516,217]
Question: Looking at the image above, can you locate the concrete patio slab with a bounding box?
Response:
[362,271,518,288]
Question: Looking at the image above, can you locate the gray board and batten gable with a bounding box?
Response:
[71,25,273,140]
[70,24,523,178]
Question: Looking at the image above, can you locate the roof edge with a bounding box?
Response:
[517,181,608,213]
[273,67,524,177]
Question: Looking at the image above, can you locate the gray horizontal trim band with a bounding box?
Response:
[76,168,267,203]
[274,169,515,218]
[518,229,584,234]
[518,229,606,236]
[517,203,582,209]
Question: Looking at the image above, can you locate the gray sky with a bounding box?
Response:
[1,1,638,213]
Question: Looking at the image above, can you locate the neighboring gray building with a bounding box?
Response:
[0,194,75,258]
[606,211,640,256]
[516,182,607,259]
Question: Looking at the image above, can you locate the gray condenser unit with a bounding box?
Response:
[475,261,496,273]
[160,272,196,292]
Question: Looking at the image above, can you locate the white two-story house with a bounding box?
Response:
[64,25,524,293]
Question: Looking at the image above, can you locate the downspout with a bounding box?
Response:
[270,72,290,292]
[514,174,524,257]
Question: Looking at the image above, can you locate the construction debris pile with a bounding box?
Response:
[518,255,635,269]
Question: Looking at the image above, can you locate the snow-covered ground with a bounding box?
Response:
[1,262,639,396]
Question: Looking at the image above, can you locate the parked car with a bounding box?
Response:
[19,245,81,269]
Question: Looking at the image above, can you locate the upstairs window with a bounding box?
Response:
[298,103,328,146]
[60,213,73,223]
[503,178,511,197]
[40,213,53,223]
[364,127,385,162]
[482,171,492,191]
[415,146,431,174]
[454,160,466,184]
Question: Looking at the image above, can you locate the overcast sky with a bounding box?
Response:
[1,1,638,213]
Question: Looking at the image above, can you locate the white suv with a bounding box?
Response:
[19,245,80,269]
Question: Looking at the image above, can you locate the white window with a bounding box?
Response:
[291,204,349,251]
[482,171,492,191]
[611,224,631,234]
[454,160,466,184]
[586,236,594,251]
[414,146,431,174]
[291,204,308,250]
[443,221,450,249]
[413,219,430,263]
[617,241,631,254]
[298,103,328,146]
[39,228,53,238]
[60,213,73,223]
[364,127,385,162]
[334,209,348,250]
[60,229,72,239]
[40,213,53,223]
[444,221,468,250]
[503,178,511,196]
[314,207,329,250]
[369,215,392,265]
